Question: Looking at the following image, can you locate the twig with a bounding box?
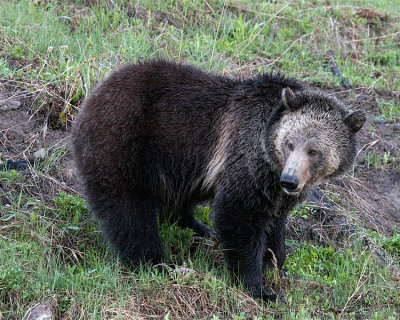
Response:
[338,255,372,319]
[326,51,351,88]
[343,31,400,43]
[202,0,215,15]
[36,172,80,195]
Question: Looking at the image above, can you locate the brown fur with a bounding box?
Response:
[71,60,365,302]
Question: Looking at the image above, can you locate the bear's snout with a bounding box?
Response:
[280,173,299,192]
[280,150,311,196]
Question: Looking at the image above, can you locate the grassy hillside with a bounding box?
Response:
[0,0,399,319]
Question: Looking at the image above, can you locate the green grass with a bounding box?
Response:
[378,100,400,123]
[1,0,400,318]
[1,166,400,318]
[0,186,256,319]
[364,150,400,170]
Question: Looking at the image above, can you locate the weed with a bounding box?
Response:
[382,228,400,257]
[54,192,88,223]
[0,169,21,183]
[53,192,92,240]
[285,244,343,285]
[290,202,317,219]
[365,151,381,169]
[194,205,212,227]
[159,222,194,261]
[378,100,400,123]
[365,228,400,260]
[0,266,24,295]
[0,58,16,78]
[8,45,26,60]
[33,147,69,174]
[364,151,399,170]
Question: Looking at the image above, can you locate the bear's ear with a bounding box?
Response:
[282,87,301,111]
[344,110,366,133]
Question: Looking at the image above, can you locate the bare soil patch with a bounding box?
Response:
[332,87,400,235]
[0,78,79,197]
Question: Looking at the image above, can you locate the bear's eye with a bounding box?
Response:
[307,149,318,157]
[287,143,294,151]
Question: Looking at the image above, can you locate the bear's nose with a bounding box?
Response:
[280,174,299,191]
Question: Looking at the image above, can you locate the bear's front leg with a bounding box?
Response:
[264,215,287,271]
[213,192,276,302]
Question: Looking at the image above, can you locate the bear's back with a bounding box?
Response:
[71,61,237,197]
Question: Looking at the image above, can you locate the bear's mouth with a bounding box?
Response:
[282,186,302,196]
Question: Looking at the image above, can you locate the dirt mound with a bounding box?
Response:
[334,87,400,235]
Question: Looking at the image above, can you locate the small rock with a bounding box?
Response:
[34,148,46,159]
[0,99,21,111]
[22,301,53,320]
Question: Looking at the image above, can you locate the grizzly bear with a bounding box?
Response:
[71,60,365,301]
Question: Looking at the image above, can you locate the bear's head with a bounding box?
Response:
[272,88,366,196]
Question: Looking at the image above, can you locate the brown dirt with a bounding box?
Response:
[0,78,80,195]
[331,86,400,235]
[0,78,399,236]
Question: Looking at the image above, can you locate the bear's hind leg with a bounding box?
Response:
[92,193,164,265]
[175,204,214,237]
[192,219,215,238]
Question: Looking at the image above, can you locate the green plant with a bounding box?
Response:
[0,169,21,183]
[53,192,88,225]
[284,244,345,285]
[290,202,317,219]
[365,151,381,169]
[9,45,26,59]
[38,147,69,172]
[194,205,212,227]
[159,222,195,261]
[378,100,400,123]
[382,228,400,257]
[0,266,24,294]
